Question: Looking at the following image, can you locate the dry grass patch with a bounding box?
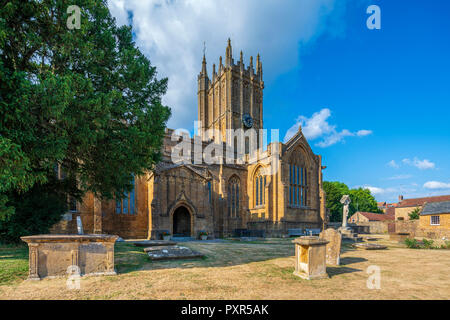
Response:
[0,236,449,299]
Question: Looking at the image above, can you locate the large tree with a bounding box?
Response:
[323,181,381,222]
[0,0,170,242]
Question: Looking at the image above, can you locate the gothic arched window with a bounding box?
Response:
[289,163,308,207]
[116,176,136,214]
[254,168,266,207]
[228,176,240,218]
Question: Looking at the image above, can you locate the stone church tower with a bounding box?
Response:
[198,39,264,145]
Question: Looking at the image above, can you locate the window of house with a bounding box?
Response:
[430,215,440,226]
[254,168,266,207]
[289,164,308,207]
[116,177,136,215]
[228,176,240,217]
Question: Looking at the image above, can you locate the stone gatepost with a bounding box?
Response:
[292,236,329,280]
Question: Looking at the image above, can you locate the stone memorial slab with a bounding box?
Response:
[320,228,341,266]
[144,245,204,261]
[133,240,177,247]
[352,243,387,250]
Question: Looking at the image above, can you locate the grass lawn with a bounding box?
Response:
[0,235,449,299]
[0,244,29,286]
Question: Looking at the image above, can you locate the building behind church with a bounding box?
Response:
[51,40,327,239]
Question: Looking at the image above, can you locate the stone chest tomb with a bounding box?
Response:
[21,234,118,280]
[292,236,329,280]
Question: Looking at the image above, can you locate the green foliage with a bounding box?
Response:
[440,241,450,249]
[408,207,420,220]
[404,238,448,250]
[404,238,420,249]
[422,239,434,249]
[323,181,381,222]
[0,179,69,243]
[0,1,170,241]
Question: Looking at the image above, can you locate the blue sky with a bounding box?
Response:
[264,0,450,202]
[109,0,450,203]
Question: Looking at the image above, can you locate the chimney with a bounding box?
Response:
[398,195,404,202]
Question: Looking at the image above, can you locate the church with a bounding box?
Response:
[51,40,327,239]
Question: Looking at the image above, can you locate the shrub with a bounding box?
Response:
[440,241,450,249]
[408,207,420,220]
[422,239,434,249]
[0,183,67,244]
[404,238,420,249]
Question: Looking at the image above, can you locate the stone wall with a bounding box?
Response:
[394,220,419,236]
[395,206,420,221]
[352,221,389,234]
[418,214,450,239]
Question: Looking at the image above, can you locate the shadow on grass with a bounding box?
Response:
[340,257,368,265]
[326,266,361,278]
[114,239,295,275]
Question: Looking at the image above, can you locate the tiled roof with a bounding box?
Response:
[396,195,450,208]
[356,212,395,221]
[421,201,450,215]
[385,207,396,217]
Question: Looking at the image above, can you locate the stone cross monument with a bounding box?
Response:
[340,195,351,230]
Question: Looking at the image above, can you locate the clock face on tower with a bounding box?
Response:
[242,113,253,128]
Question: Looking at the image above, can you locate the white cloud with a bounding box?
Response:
[284,108,334,142]
[284,108,372,147]
[402,157,435,170]
[356,129,372,137]
[108,0,347,129]
[423,181,450,189]
[364,186,386,195]
[387,160,400,168]
[385,174,412,180]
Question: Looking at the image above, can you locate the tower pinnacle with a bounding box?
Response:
[225,38,232,66]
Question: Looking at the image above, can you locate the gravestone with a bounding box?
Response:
[320,228,342,266]
[144,245,204,261]
[133,240,177,247]
[352,243,387,250]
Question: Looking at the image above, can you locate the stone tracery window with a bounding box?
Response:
[116,176,136,215]
[228,176,240,218]
[254,167,266,207]
[289,163,308,207]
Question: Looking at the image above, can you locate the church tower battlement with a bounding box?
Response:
[198,39,264,144]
